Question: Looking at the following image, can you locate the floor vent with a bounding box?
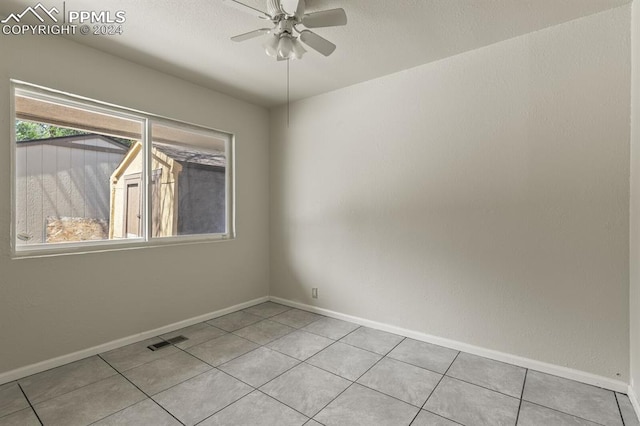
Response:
[165,335,188,345]
[147,341,171,351]
[147,336,189,351]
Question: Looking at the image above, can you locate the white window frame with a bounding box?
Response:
[11,80,236,259]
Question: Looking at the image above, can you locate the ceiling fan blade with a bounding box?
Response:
[302,8,347,28]
[299,30,336,56]
[266,0,282,17]
[295,0,306,17]
[222,0,270,19]
[280,0,305,16]
[231,28,271,42]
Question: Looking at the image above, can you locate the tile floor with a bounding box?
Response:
[1,301,638,426]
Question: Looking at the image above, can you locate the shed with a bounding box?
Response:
[15,134,129,245]
[109,141,226,239]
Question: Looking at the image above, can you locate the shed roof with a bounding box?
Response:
[17,134,130,152]
[153,142,226,168]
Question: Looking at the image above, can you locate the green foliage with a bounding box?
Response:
[15,120,88,141]
[15,120,134,147]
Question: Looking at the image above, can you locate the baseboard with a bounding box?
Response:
[629,384,640,421]
[270,296,628,393]
[1,294,629,396]
[0,296,269,386]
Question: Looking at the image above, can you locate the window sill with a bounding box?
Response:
[11,233,236,259]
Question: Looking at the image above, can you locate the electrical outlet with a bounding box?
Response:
[312,288,318,299]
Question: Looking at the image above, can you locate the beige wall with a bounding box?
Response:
[0,35,270,375]
[270,6,631,380]
[631,0,640,399]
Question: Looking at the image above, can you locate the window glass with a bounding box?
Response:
[14,93,142,247]
[150,123,228,237]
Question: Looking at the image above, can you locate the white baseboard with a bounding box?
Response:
[1,294,630,397]
[629,384,640,421]
[0,296,269,386]
[270,296,628,393]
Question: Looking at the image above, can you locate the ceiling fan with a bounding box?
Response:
[222,0,347,60]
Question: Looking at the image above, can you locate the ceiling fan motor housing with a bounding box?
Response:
[275,19,295,36]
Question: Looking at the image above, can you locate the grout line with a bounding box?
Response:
[242,305,293,319]
[157,346,261,393]
[522,401,608,426]
[300,359,356,383]
[17,383,44,426]
[414,409,462,426]
[87,398,160,426]
[206,313,263,331]
[186,339,301,393]
[514,369,529,425]
[300,327,357,341]
[385,355,452,377]
[189,351,306,425]
[409,351,461,425]
[220,349,302,390]
[266,310,324,329]
[442,376,524,402]
[188,387,255,425]
[228,317,300,342]
[355,379,427,409]
[306,336,409,423]
[615,393,627,426]
[103,338,181,373]
[190,386,256,425]
[371,349,529,402]
[442,373,525,400]
[265,339,332,363]
[153,367,217,396]
[336,325,363,341]
[190,345,260,370]
[335,336,406,357]
[298,318,360,341]
[248,359,304,391]
[14,371,121,408]
[411,410,465,426]
[256,389,315,420]
[526,369,623,393]
[97,354,186,426]
[292,340,373,385]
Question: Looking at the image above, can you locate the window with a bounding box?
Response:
[12,82,234,256]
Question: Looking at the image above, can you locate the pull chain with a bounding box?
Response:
[287,58,290,127]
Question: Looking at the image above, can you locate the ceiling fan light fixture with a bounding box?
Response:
[292,38,307,60]
[264,34,279,57]
[277,35,294,59]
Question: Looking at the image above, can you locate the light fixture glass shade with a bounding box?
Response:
[292,38,307,60]
[264,34,279,58]
[278,36,294,59]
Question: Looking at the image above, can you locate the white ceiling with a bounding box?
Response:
[1,0,631,106]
